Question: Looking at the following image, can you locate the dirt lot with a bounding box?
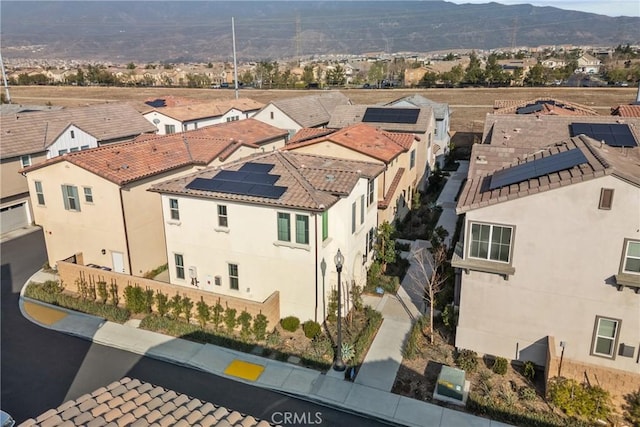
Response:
[8,86,637,132]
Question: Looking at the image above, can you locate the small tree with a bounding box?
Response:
[143,288,155,313]
[109,283,119,306]
[182,296,194,324]
[170,292,183,320]
[253,313,268,341]
[212,301,224,330]
[196,297,210,329]
[407,242,449,344]
[224,308,237,334]
[96,281,108,304]
[155,291,169,317]
[375,221,396,271]
[238,310,252,340]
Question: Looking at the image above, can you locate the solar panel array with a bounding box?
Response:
[569,123,637,147]
[362,107,420,124]
[186,162,287,199]
[489,148,588,190]
[145,99,166,108]
[516,103,543,114]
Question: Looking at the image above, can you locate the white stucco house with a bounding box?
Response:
[452,135,640,397]
[150,150,385,322]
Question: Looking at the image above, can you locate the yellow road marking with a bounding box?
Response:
[23,301,68,325]
[224,360,265,381]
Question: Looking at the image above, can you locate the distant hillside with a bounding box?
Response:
[1,1,639,62]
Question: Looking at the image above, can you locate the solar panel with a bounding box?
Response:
[186,178,223,191]
[145,99,166,108]
[362,107,420,124]
[489,148,588,190]
[215,170,280,185]
[516,104,543,114]
[246,184,287,199]
[239,163,274,174]
[569,123,637,147]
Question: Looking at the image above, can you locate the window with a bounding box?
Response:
[295,214,309,244]
[591,316,620,358]
[20,155,31,168]
[360,195,365,224]
[599,188,614,210]
[270,111,274,120]
[174,254,185,279]
[81,145,90,150]
[165,124,176,134]
[368,227,376,251]
[58,149,68,156]
[70,147,79,152]
[322,211,328,241]
[428,133,432,148]
[61,185,80,211]
[277,212,290,241]
[410,150,416,169]
[351,202,356,233]
[218,205,228,227]
[35,181,45,205]
[367,180,375,206]
[229,263,239,290]
[83,187,93,203]
[469,223,512,263]
[623,240,640,274]
[169,198,179,220]
[70,130,75,139]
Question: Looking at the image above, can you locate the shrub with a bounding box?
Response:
[492,357,508,375]
[548,377,611,421]
[170,293,183,320]
[441,304,458,331]
[124,285,146,313]
[623,389,640,426]
[341,342,355,363]
[96,281,108,304]
[253,313,268,341]
[143,288,154,313]
[518,386,537,401]
[195,297,210,328]
[302,320,321,339]
[211,302,224,330]
[266,329,281,347]
[352,307,383,362]
[109,283,119,306]
[237,310,252,340]
[455,348,478,373]
[523,360,536,382]
[326,290,338,322]
[224,308,237,334]
[155,291,169,317]
[142,263,168,279]
[403,316,427,360]
[280,316,300,332]
[25,280,64,304]
[182,296,193,323]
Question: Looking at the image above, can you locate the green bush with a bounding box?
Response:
[441,304,458,331]
[155,291,169,317]
[280,316,300,332]
[352,307,383,362]
[238,310,252,340]
[518,386,537,401]
[623,389,640,426]
[302,320,321,339]
[170,293,183,320]
[224,308,237,333]
[182,296,193,323]
[195,297,210,328]
[124,285,146,313]
[403,316,427,360]
[326,290,338,322]
[96,281,108,304]
[24,280,63,304]
[548,377,611,421]
[253,313,269,341]
[143,288,154,314]
[211,302,224,330]
[492,357,508,375]
[455,348,478,373]
[109,283,119,306]
[523,360,536,382]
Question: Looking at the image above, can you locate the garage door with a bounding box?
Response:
[1,202,29,234]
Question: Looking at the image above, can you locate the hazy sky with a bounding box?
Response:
[447,0,640,17]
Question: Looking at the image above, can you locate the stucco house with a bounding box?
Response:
[384,94,451,168]
[282,123,423,225]
[452,135,640,398]
[492,98,599,116]
[0,103,155,235]
[252,92,351,138]
[21,121,288,275]
[149,150,384,321]
[143,98,264,135]
[576,53,602,74]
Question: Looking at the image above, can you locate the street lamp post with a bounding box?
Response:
[333,249,346,372]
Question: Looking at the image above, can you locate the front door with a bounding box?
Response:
[111,251,125,273]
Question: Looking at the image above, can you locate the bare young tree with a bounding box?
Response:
[407,243,449,344]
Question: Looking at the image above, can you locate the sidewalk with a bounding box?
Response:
[435,161,469,248]
[19,270,511,427]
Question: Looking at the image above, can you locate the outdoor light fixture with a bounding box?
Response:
[333,249,346,371]
[101,249,106,255]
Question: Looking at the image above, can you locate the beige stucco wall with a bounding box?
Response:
[1,152,47,202]
[160,176,376,322]
[456,175,640,374]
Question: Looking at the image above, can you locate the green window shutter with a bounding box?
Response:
[322,211,328,241]
[61,185,70,210]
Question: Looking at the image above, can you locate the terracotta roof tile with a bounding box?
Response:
[612,104,640,117]
[493,98,599,116]
[0,103,156,159]
[284,123,413,163]
[149,98,263,122]
[288,127,337,143]
[143,95,201,108]
[379,168,405,209]
[150,151,384,212]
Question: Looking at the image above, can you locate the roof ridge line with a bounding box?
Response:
[278,152,326,209]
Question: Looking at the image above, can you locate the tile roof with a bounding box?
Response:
[327,105,434,133]
[612,104,640,118]
[481,114,640,148]
[21,119,286,185]
[379,168,405,209]
[283,123,415,163]
[457,135,640,213]
[150,150,385,212]
[149,98,264,122]
[18,377,277,427]
[288,127,337,143]
[0,104,64,115]
[492,98,599,116]
[269,92,351,128]
[143,95,203,109]
[1,103,157,159]
[385,94,449,120]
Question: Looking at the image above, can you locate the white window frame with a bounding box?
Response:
[622,240,640,275]
[468,222,513,263]
[591,316,620,359]
[61,185,80,212]
[174,253,185,279]
[35,181,45,205]
[169,198,180,220]
[228,263,239,290]
[410,150,416,169]
[218,205,228,228]
[367,179,375,206]
[83,187,93,203]
[165,124,176,134]
[21,155,32,168]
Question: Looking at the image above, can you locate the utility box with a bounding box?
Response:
[434,365,469,406]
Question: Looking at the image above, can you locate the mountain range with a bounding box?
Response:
[1,1,639,62]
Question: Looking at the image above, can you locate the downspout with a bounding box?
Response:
[119,187,133,275]
[314,213,319,323]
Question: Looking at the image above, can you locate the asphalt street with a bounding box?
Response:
[1,230,388,426]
